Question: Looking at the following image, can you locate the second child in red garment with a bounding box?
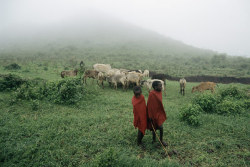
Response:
[132,86,148,145]
[147,81,168,146]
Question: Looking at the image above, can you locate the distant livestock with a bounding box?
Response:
[128,70,142,73]
[61,69,78,78]
[151,74,167,85]
[192,82,216,93]
[97,72,106,89]
[126,72,144,88]
[142,79,166,96]
[179,78,186,96]
[93,64,112,73]
[83,70,99,84]
[143,70,149,77]
[107,73,127,90]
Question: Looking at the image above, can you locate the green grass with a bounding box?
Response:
[0,70,249,167]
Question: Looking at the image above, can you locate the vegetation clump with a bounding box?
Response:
[4,63,21,70]
[15,78,85,105]
[0,73,26,91]
[179,104,202,126]
[180,86,249,126]
[192,93,218,113]
[215,99,245,115]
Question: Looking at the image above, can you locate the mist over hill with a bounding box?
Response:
[0,14,249,77]
[0,14,216,58]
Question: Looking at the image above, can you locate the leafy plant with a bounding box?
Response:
[0,74,26,91]
[215,99,245,115]
[219,86,247,100]
[192,93,218,113]
[179,104,202,126]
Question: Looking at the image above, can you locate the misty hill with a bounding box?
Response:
[0,14,249,77]
[1,14,215,58]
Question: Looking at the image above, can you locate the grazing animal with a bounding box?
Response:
[83,70,99,84]
[126,72,144,88]
[61,69,78,78]
[179,78,186,96]
[128,70,142,73]
[151,74,167,85]
[93,64,111,73]
[106,68,121,76]
[142,79,166,96]
[107,73,127,90]
[97,72,106,88]
[143,70,149,77]
[192,82,216,93]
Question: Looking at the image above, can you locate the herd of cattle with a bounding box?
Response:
[60,63,217,95]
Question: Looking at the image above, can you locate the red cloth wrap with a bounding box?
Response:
[147,90,167,129]
[132,95,147,135]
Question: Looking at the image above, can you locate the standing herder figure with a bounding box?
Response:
[132,86,148,145]
[147,81,168,146]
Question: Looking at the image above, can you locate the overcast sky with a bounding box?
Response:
[1,0,250,57]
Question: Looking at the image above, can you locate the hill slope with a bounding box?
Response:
[0,15,249,77]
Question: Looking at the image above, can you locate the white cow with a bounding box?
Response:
[93,64,112,73]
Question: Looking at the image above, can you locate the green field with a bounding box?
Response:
[0,59,249,167]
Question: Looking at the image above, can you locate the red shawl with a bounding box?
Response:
[132,95,147,135]
[147,90,167,129]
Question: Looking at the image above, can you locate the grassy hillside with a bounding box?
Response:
[1,16,249,77]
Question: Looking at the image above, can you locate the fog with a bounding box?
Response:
[1,0,250,57]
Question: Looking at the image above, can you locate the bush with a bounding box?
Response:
[0,74,26,91]
[180,104,202,126]
[15,83,43,100]
[15,78,85,105]
[193,93,218,113]
[31,100,39,111]
[4,63,21,70]
[220,86,247,100]
[215,99,245,115]
[53,78,84,105]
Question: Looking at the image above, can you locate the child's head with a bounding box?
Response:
[152,81,162,92]
[133,86,142,97]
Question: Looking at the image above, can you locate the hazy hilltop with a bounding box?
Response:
[0,13,215,58]
[0,14,249,77]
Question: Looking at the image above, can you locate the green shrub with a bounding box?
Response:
[15,83,43,100]
[179,104,202,126]
[14,78,85,105]
[4,63,21,70]
[0,74,26,91]
[193,93,218,113]
[53,78,84,105]
[31,100,39,111]
[219,86,247,100]
[215,99,245,115]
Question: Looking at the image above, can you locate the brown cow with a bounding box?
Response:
[83,70,99,84]
[179,78,186,96]
[192,82,216,93]
[61,69,78,78]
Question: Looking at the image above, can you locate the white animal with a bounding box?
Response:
[93,64,112,73]
[143,70,149,77]
[142,79,166,96]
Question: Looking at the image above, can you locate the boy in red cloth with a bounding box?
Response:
[132,86,148,145]
[147,81,167,146]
